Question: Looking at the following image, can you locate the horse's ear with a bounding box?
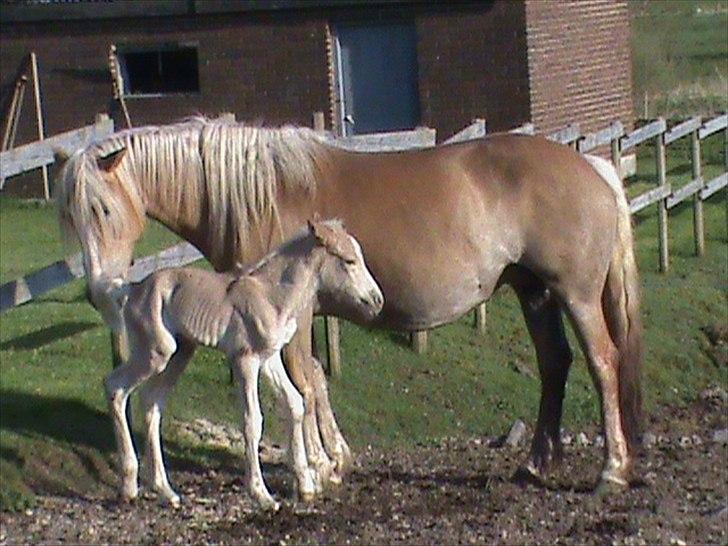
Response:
[96,148,127,172]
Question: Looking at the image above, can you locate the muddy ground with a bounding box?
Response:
[1,393,726,546]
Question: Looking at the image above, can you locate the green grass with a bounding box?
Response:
[1,167,726,510]
[631,0,728,117]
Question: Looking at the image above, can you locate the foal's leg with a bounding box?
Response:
[261,352,317,501]
[232,353,279,511]
[513,281,573,478]
[138,340,196,507]
[105,345,170,502]
[565,298,632,489]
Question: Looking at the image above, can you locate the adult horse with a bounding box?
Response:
[56,115,642,492]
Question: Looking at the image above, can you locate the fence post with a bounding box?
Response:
[30,52,50,201]
[655,124,669,272]
[611,131,622,180]
[691,128,705,256]
[412,330,428,354]
[475,303,487,334]
[313,110,343,378]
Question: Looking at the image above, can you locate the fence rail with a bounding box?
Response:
[0,114,113,186]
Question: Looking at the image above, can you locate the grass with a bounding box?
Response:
[1,148,726,510]
[630,0,728,117]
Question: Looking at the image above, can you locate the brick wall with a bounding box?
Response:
[524,0,633,136]
[415,1,531,139]
[0,12,330,142]
[0,1,633,196]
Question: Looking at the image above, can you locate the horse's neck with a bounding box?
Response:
[248,247,322,319]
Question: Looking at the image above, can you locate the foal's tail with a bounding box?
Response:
[585,155,643,455]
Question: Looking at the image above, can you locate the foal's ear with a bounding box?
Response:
[96,148,127,172]
[308,219,328,245]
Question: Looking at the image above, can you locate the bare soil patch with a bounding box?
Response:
[1,396,726,546]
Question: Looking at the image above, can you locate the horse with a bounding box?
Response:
[56,115,642,493]
[105,219,383,510]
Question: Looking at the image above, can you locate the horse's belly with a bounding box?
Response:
[368,262,496,330]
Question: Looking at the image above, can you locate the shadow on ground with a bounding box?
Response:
[0,321,98,351]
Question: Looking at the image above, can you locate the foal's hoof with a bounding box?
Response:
[299,490,316,503]
[120,483,139,503]
[259,499,281,512]
[165,494,182,509]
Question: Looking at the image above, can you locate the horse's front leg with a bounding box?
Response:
[261,352,317,502]
[282,317,337,489]
[231,352,279,511]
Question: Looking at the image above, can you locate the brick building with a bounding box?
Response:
[1,0,632,149]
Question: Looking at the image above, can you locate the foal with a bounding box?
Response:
[104,219,383,510]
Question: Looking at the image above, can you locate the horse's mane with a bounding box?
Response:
[56,115,331,265]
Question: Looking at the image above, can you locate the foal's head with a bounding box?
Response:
[308,220,384,321]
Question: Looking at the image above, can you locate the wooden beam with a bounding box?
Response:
[699,114,727,140]
[0,116,114,180]
[699,172,727,200]
[629,185,671,214]
[621,118,667,151]
[444,119,486,144]
[666,178,703,209]
[412,331,428,354]
[332,127,436,152]
[29,52,50,200]
[314,110,343,377]
[547,124,580,146]
[509,122,535,135]
[578,121,624,153]
[475,303,486,334]
[664,116,701,145]
[690,129,705,256]
[655,132,669,272]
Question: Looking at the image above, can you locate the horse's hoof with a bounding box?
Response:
[327,471,343,487]
[595,475,629,498]
[511,464,545,487]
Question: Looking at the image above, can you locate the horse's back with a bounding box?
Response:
[315,134,620,329]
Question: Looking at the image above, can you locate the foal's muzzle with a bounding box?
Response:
[363,290,384,315]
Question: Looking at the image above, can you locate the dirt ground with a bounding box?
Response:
[1,393,726,546]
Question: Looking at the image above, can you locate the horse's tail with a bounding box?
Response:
[584,155,643,456]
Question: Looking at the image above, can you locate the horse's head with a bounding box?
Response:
[308,219,384,321]
[55,146,145,330]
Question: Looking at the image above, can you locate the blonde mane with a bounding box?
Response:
[56,115,330,265]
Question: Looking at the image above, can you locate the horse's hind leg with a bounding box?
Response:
[282,318,338,487]
[138,339,196,507]
[564,297,631,489]
[513,277,573,479]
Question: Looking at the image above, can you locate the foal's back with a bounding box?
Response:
[126,267,237,350]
